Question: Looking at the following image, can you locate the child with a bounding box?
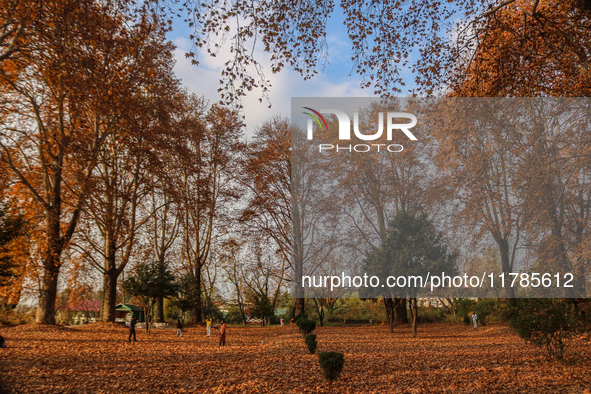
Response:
[219,320,226,346]
[206,318,212,336]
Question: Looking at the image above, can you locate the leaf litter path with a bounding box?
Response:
[1,323,589,393]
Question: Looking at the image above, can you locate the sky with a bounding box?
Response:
[166,9,416,137]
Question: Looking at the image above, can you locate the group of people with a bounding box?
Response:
[127,317,227,346]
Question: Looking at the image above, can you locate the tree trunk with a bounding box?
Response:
[193,270,202,323]
[102,230,119,322]
[496,237,516,298]
[36,210,62,324]
[294,297,305,317]
[410,298,418,338]
[394,298,408,323]
[292,185,305,318]
[144,305,150,334]
[102,269,118,322]
[313,298,325,326]
[156,297,165,322]
[36,255,60,324]
[384,298,395,333]
[236,299,247,325]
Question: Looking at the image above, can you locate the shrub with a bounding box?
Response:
[305,333,317,354]
[508,299,584,360]
[294,312,308,325]
[296,318,316,336]
[0,305,33,326]
[454,298,477,320]
[417,308,448,324]
[473,299,499,326]
[318,351,344,383]
[463,314,471,325]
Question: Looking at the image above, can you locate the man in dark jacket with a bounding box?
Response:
[176,319,183,337]
[129,317,138,342]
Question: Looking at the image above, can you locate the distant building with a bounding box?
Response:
[114,303,145,323]
[57,299,101,324]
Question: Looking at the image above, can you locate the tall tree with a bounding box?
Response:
[243,117,339,316]
[432,100,524,298]
[174,99,244,322]
[317,100,439,323]
[149,190,181,323]
[242,117,295,309]
[446,1,591,296]
[0,0,174,323]
[220,238,249,325]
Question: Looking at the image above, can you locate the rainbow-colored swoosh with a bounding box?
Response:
[302,107,328,131]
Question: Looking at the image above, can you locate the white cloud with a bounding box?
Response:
[170,27,373,138]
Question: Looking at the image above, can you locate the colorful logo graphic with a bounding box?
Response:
[302,107,329,132]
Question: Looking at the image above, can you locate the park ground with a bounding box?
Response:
[0,323,590,393]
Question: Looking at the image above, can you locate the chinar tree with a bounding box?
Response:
[362,210,457,337]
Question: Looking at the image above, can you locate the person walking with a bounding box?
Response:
[280,318,284,327]
[471,312,478,329]
[177,319,183,337]
[129,317,138,342]
[206,318,212,336]
[219,320,226,346]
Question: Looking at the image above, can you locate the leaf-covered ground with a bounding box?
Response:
[1,323,590,393]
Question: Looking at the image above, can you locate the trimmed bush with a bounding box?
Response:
[318,351,344,383]
[294,312,308,325]
[463,314,471,325]
[305,333,317,354]
[296,318,316,336]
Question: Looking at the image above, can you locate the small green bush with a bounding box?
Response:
[463,314,471,325]
[296,318,316,336]
[508,299,584,360]
[305,333,317,354]
[294,312,308,325]
[318,351,344,383]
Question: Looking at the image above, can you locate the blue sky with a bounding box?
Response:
[167,9,417,136]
